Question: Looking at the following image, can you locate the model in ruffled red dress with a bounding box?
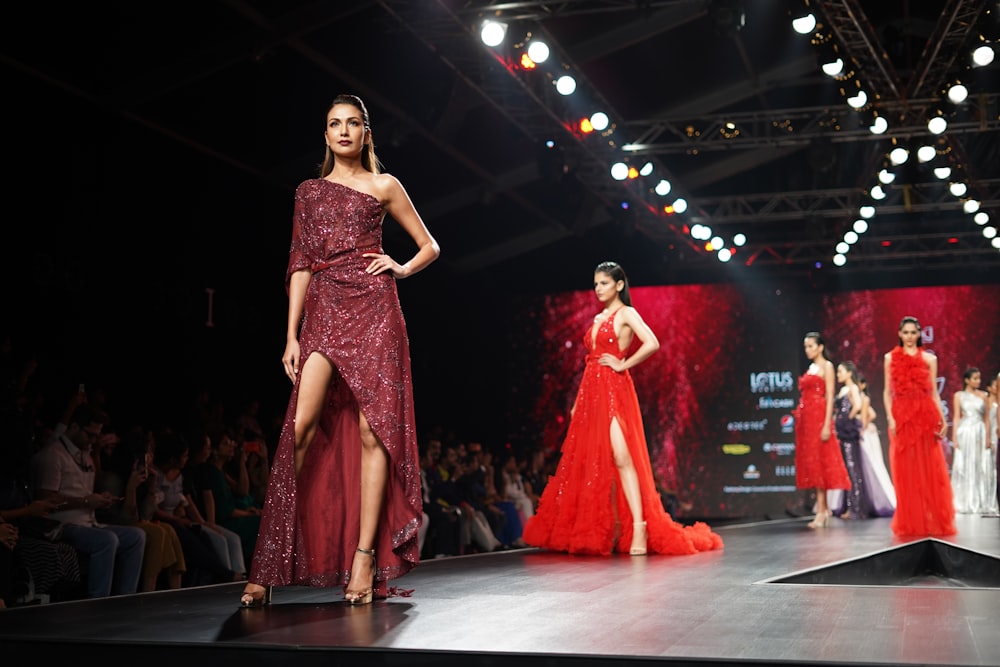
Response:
[794,332,851,528]
[883,316,956,537]
[522,262,723,556]
[240,94,440,607]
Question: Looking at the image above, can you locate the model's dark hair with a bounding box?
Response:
[897,315,923,347]
[857,373,870,396]
[594,261,632,306]
[962,367,981,387]
[839,360,858,384]
[320,93,382,177]
[803,331,830,360]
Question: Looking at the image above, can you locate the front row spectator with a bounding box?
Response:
[31,404,146,598]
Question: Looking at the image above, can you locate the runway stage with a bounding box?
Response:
[1,513,997,667]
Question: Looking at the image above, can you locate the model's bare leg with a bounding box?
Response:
[291,353,334,475]
[346,411,389,603]
[808,487,831,528]
[242,353,333,605]
[610,417,646,554]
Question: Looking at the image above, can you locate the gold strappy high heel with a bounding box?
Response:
[630,521,648,556]
[345,547,375,605]
[240,584,272,608]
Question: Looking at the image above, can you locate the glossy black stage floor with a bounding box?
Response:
[1,513,998,667]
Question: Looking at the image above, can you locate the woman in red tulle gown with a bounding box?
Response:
[240,94,440,607]
[794,332,851,528]
[522,262,723,556]
[882,316,956,537]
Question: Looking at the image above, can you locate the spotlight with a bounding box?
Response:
[672,197,689,214]
[878,168,896,184]
[949,182,968,197]
[527,41,550,63]
[733,233,747,246]
[791,12,816,34]
[972,43,995,67]
[916,145,937,163]
[718,248,733,262]
[869,115,888,134]
[927,114,948,135]
[836,241,850,254]
[870,185,886,200]
[844,230,859,244]
[947,83,969,104]
[590,112,610,131]
[610,162,629,180]
[846,89,868,109]
[964,199,981,213]
[833,253,847,266]
[555,75,576,95]
[933,166,952,180]
[974,211,989,225]
[853,219,869,234]
[654,179,672,196]
[480,20,507,47]
[889,147,909,165]
[859,205,875,219]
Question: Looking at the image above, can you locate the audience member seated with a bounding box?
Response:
[31,403,146,598]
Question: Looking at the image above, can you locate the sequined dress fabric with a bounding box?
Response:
[950,391,999,514]
[794,373,850,491]
[249,180,422,592]
[833,393,869,518]
[522,309,723,556]
[887,347,956,536]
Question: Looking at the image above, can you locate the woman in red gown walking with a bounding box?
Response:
[240,94,440,606]
[883,316,955,537]
[794,332,851,528]
[522,261,723,556]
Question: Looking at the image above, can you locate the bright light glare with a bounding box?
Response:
[480,21,506,47]
[710,236,724,251]
[927,116,948,135]
[844,230,859,244]
[822,58,844,77]
[972,44,995,67]
[853,219,869,234]
[964,199,981,213]
[870,185,886,200]
[833,253,847,266]
[555,75,576,95]
[878,169,896,184]
[974,211,989,225]
[860,205,875,219]
[717,248,733,262]
[672,197,688,214]
[733,233,747,246]
[984,226,998,239]
[889,147,909,165]
[847,90,868,108]
[836,241,850,254]
[639,162,654,176]
[610,162,629,180]
[947,83,968,104]
[792,14,816,34]
[527,41,550,63]
[917,145,937,163]
[933,166,952,180]
[869,116,888,134]
[590,112,609,131]
[654,179,672,196]
[949,182,968,197]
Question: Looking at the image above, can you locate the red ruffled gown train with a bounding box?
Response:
[522,309,723,556]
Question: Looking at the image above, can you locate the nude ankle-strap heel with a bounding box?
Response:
[346,547,376,605]
[630,521,648,556]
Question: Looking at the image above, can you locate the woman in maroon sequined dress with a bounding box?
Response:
[794,332,850,528]
[883,316,955,537]
[241,94,440,607]
[522,262,723,556]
